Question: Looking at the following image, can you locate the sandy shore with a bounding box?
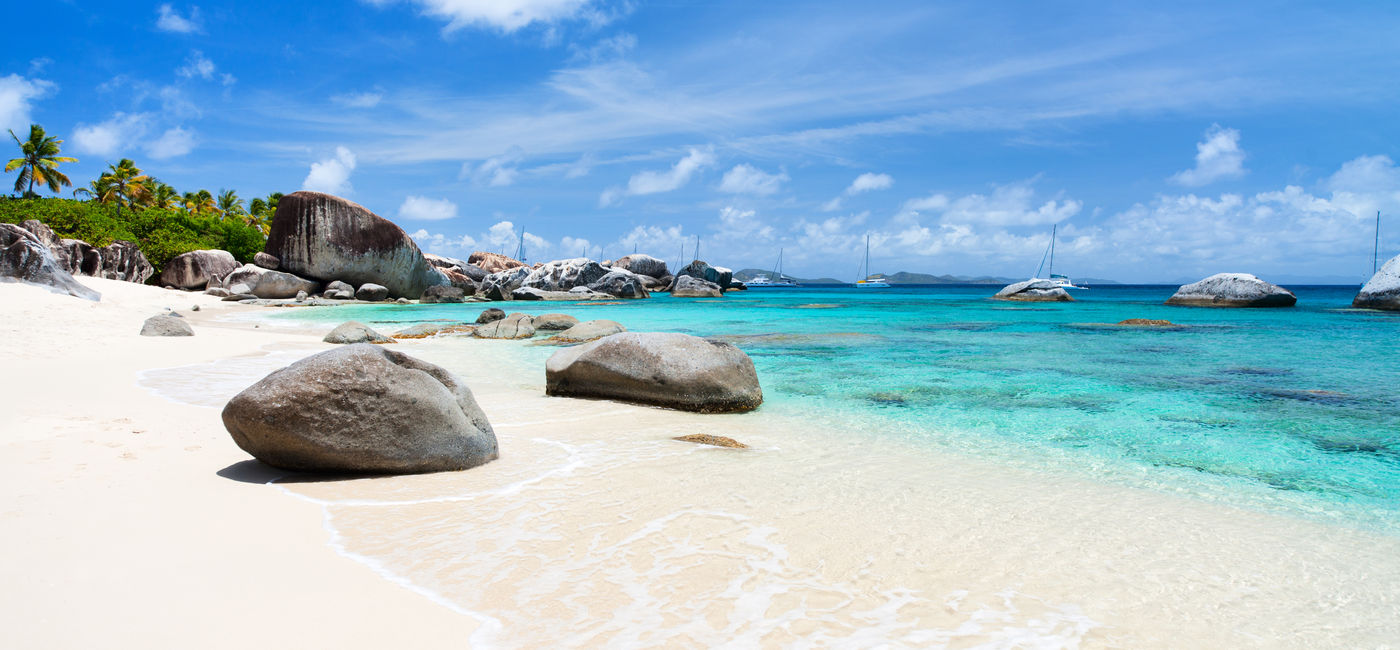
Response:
[0,278,474,648]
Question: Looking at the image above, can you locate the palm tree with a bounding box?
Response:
[183,189,217,215]
[217,189,245,220]
[6,124,78,197]
[247,191,282,234]
[147,181,181,210]
[98,158,151,214]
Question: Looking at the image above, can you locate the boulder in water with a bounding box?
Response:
[545,332,763,413]
[221,344,498,474]
[480,266,531,301]
[1353,255,1400,310]
[993,279,1074,302]
[671,275,722,298]
[1166,273,1296,307]
[531,313,579,331]
[323,321,395,344]
[550,319,625,344]
[589,270,650,299]
[472,313,535,339]
[476,308,507,324]
[521,258,609,292]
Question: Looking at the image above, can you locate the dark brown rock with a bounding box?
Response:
[161,250,238,290]
[0,224,101,301]
[467,251,526,273]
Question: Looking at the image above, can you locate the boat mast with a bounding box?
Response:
[1048,224,1056,277]
[515,229,526,262]
[864,235,871,280]
[1375,211,1382,275]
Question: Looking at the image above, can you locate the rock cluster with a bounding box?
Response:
[993,279,1074,302]
[13,220,152,285]
[1166,273,1296,308]
[222,344,498,474]
[1353,255,1400,310]
[0,223,102,300]
[545,332,763,413]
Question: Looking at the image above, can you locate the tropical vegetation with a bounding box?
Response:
[3,123,281,277]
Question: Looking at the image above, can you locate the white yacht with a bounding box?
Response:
[1030,224,1085,289]
[749,249,800,288]
[856,235,890,288]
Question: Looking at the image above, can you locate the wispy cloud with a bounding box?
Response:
[718,164,788,196]
[366,0,618,33]
[177,51,217,80]
[0,74,54,134]
[600,147,714,206]
[823,172,893,211]
[156,4,203,34]
[1170,124,1247,186]
[147,126,197,159]
[331,91,384,108]
[302,147,358,194]
[399,195,458,220]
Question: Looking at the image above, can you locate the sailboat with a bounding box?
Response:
[748,249,800,288]
[1030,224,1084,289]
[856,235,890,288]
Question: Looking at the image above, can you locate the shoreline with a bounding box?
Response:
[5,277,1400,646]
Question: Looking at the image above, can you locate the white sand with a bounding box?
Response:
[0,278,474,648]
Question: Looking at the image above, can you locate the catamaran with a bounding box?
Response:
[856,235,890,288]
[1031,224,1084,289]
[748,248,800,287]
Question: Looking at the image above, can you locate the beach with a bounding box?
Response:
[5,277,1400,648]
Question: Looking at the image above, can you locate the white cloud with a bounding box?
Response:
[156,4,203,34]
[0,74,54,135]
[72,113,150,156]
[1170,124,1247,187]
[399,195,459,221]
[898,180,1081,227]
[332,91,384,108]
[569,33,637,63]
[718,164,788,196]
[410,229,478,257]
[718,206,775,238]
[302,147,358,195]
[371,0,604,33]
[147,126,196,159]
[467,148,525,187]
[177,51,217,80]
[846,172,894,195]
[601,147,714,205]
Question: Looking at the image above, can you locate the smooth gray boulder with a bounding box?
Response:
[323,321,395,344]
[140,314,194,337]
[589,270,650,299]
[220,263,321,299]
[1166,273,1296,307]
[205,287,232,297]
[161,249,238,290]
[221,344,498,474]
[0,224,102,301]
[421,285,465,303]
[532,313,580,331]
[356,283,389,301]
[545,332,763,413]
[253,252,280,270]
[295,290,308,302]
[476,308,506,324]
[472,313,535,339]
[671,275,723,298]
[550,319,625,344]
[265,191,448,299]
[993,279,1073,302]
[229,282,253,295]
[611,254,668,279]
[1354,255,1400,310]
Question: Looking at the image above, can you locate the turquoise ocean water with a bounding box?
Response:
[269,285,1400,534]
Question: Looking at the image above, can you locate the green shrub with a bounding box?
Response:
[0,197,266,278]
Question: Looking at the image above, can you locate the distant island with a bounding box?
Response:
[733,268,1119,285]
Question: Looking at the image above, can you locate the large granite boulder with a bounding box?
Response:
[221,344,498,474]
[161,249,238,290]
[356,283,389,301]
[323,321,395,344]
[480,266,531,301]
[219,263,321,299]
[472,313,536,339]
[531,313,579,331]
[671,275,723,298]
[54,238,100,276]
[993,279,1073,302]
[20,219,59,247]
[612,254,668,279]
[545,332,763,413]
[16,221,152,284]
[98,241,154,283]
[140,314,194,337]
[265,191,448,299]
[0,224,101,301]
[521,258,610,292]
[589,270,650,299]
[550,319,625,344]
[677,260,733,288]
[1166,273,1296,307]
[1354,255,1400,310]
[421,285,465,303]
[467,251,526,274]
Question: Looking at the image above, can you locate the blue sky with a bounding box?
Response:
[6,1,1400,282]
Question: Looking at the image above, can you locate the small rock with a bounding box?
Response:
[476,308,507,324]
[1117,318,1178,327]
[673,434,748,448]
[323,321,395,344]
[396,297,411,304]
[421,285,465,304]
[141,314,194,337]
[472,313,535,339]
[550,319,625,344]
[356,283,390,301]
[205,287,231,298]
[192,305,201,312]
[532,313,580,331]
[295,290,308,302]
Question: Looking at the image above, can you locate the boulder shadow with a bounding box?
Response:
[217,459,379,484]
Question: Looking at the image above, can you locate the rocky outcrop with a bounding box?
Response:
[550,319,625,344]
[677,260,740,290]
[589,270,650,299]
[531,313,579,331]
[98,241,153,283]
[612,254,668,279]
[221,344,498,474]
[426,253,488,281]
[217,263,322,299]
[323,321,395,344]
[254,252,280,269]
[671,275,722,298]
[546,332,763,413]
[17,220,152,284]
[1353,255,1400,310]
[0,224,102,301]
[421,285,465,303]
[265,191,448,299]
[1166,273,1296,308]
[140,314,193,337]
[480,266,531,301]
[472,313,535,339]
[476,308,507,324]
[993,279,1074,302]
[393,323,475,339]
[355,283,389,301]
[161,249,239,290]
[467,251,526,274]
[521,258,609,292]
